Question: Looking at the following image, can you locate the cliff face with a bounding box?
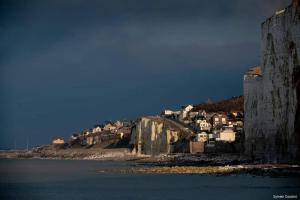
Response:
[131,117,193,155]
[244,2,300,162]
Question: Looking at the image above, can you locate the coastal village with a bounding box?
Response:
[47,0,300,163]
[50,97,245,156]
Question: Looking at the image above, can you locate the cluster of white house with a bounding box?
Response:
[52,120,132,146]
[51,104,244,157]
[161,104,244,145]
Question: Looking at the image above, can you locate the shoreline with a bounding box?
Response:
[1,148,299,164]
[97,164,300,177]
[1,149,300,177]
[0,148,151,161]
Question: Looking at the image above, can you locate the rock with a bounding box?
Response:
[244,2,300,162]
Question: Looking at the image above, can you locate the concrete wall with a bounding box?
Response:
[244,3,300,162]
[189,141,204,153]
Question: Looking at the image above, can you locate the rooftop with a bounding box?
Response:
[246,66,262,76]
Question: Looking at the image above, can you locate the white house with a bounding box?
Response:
[52,136,65,145]
[212,114,227,127]
[92,125,103,133]
[179,104,194,120]
[196,119,211,131]
[196,132,208,142]
[182,105,193,112]
[162,110,174,116]
[216,127,236,142]
[104,123,117,131]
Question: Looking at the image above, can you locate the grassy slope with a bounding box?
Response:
[193,96,244,112]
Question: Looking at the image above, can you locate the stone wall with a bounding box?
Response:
[244,2,300,162]
[189,141,204,154]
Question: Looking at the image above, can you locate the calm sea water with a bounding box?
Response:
[0,159,299,200]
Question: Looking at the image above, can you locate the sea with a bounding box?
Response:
[0,159,299,200]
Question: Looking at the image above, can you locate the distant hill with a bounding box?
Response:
[193,96,244,112]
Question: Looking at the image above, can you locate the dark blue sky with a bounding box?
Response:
[0,0,290,148]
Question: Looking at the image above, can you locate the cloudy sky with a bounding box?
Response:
[0,0,290,148]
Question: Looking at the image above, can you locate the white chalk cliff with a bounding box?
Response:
[244,1,300,162]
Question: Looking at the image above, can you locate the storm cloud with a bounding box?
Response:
[0,0,291,148]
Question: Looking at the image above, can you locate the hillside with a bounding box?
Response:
[193,96,244,112]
